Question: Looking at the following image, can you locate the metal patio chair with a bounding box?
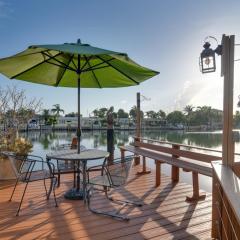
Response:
[53,143,86,187]
[86,155,142,221]
[3,152,58,216]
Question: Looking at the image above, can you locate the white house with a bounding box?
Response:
[56,116,101,129]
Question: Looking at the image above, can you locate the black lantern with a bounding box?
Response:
[200,42,216,73]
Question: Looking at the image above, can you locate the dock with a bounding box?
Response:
[0,165,212,240]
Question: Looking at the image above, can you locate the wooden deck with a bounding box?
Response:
[0,165,212,240]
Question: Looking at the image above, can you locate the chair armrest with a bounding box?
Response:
[46,161,56,175]
[27,157,56,175]
[27,154,44,161]
[87,165,104,171]
[59,144,72,149]
[87,168,103,172]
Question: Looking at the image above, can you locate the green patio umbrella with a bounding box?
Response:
[0,39,159,153]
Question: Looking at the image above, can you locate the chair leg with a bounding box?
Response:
[43,178,48,197]
[87,187,141,221]
[106,190,142,207]
[52,178,58,207]
[47,178,54,200]
[9,177,20,202]
[57,172,61,188]
[73,166,76,188]
[16,181,29,216]
[45,177,58,207]
[87,188,129,221]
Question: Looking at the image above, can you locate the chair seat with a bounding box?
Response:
[57,161,76,171]
[89,174,126,188]
[19,169,51,182]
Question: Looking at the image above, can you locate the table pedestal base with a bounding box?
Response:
[64,188,84,200]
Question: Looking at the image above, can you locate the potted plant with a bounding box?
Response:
[0,133,33,180]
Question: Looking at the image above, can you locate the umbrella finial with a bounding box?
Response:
[77,39,82,44]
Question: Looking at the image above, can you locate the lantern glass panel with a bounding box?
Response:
[201,55,216,73]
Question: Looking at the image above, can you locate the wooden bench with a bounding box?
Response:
[120,139,222,201]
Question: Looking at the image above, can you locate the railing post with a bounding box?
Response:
[155,160,162,187]
[134,92,141,166]
[212,172,221,239]
[171,144,179,182]
[212,34,236,240]
[120,148,125,161]
[186,171,206,202]
[134,137,140,165]
[222,34,235,167]
[136,92,141,141]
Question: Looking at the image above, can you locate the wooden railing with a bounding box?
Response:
[212,161,240,239]
[123,137,222,200]
[131,137,240,239]
[139,137,240,156]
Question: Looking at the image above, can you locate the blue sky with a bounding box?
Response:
[0,0,240,116]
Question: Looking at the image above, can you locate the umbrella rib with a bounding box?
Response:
[80,55,93,71]
[71,56,78,70]
[55,54,75,87]
[10,52,63,79]
[96,56,139,85]
[45,60,72,70]
[82,57,114,72]
[42,52,77,72]
[81,65,109,72]
[84,55,102,88]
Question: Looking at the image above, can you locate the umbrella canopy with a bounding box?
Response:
[0,40,159,88]
[0,39,159,153]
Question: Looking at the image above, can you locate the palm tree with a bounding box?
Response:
[145,110,157,119]
[51,104,64,117]
[42,109,50,124]
[184,105,194,116]
[195,106,213,128]
[92,109,99,117]
[117,109,129,118]
[98,107,108,119]
[157,110,166,120]
[184,105,194,130]
[129,106,137,120]
[129,106,144,120]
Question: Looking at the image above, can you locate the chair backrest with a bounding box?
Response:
[1,152,54,181]
[104,156,133,187]
[71,137,78,149]
[2,152,34,180]
[55,142,86,151]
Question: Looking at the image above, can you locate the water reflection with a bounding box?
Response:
[20,129,226,152]
[141,130,223,149]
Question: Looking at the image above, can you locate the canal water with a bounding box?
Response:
[20,129,240,193]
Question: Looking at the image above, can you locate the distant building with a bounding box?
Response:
[57,116,101,129]
[117,118,131,128]
[142,118,167,128]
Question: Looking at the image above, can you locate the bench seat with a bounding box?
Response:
[121,145,212,177]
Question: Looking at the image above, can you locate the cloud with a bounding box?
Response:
[174,80,199,110]
[120,100,127,104]
[174,76,223,111]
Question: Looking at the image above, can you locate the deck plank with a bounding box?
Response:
[0,165,212,240]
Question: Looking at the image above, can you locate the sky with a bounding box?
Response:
[0,0,240,116]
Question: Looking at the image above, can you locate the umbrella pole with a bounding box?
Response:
[77,73,81,154]
[77,51,81,154]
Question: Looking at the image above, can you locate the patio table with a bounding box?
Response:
[46,149,109,201]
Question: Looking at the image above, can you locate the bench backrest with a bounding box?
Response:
[134,140,222,163]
